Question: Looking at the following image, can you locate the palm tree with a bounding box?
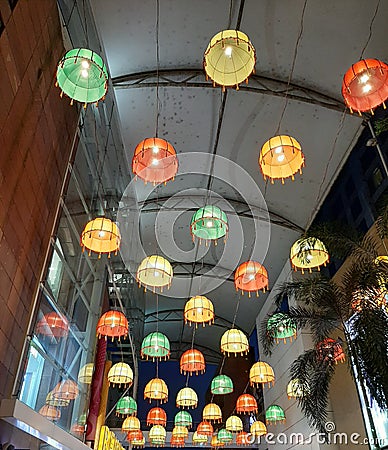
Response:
[260,207,388,438]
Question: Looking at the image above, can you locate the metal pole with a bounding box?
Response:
[367,120,388,177]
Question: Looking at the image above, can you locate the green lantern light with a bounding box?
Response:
[78,413,87,426]
[217,429,233,443]
[265,405,286,424]
[116,396,137,417]
[190,205,228,244]
[210,375,233,395]
[56,48,108,107]
[267,313,297,343]
[140,332,171,360]
[174,410,193,428]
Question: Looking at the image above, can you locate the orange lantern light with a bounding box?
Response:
[170,435,185,448]
[210,435,225,448]
[234,261,269,297]
[80,217,121,257]
[36,312,69,338]
[236,431,251,446]
[250,421,267,437]
[39,404,61,421]
[147,407,167,427]
[144,378,169,403]
[184,295,215,327]
[249,361,275,388]
[96,310,128,341]
[71,423,85,436]
[342,59,388,114]
[197,421,214,436]
[132,137,178,185]
[180,349,206,375]
[127,430,144,443]
[236,394,258,414]
[202,403,222,423]
[52,379,79,400]
[316,338,345,364]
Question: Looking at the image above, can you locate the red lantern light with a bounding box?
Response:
[236,394,258,414]
[197,421,214,436]
[96,310,128,341]
[36,312,69,338]
[170,435,185,447]
[147,407,167,427]
[316,338,345,364]
[234,261,268,297]
[180,349,206,375]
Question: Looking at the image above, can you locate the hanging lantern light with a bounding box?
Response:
[56,48,108,107]
[172,426,189,439]
[122,416,141,432]
[132,137,178,185]
[81,217,121,258]
[211,374,233,395]
[170,435,185,448]
[131,435,145,449]
[45,391,70,407]
[141,332,171,361]
[218,429,233,444]
[149,425,166,447]
[236,394,258,414]
[136,255,173,293]
[147,407,167,427]
[193,431,208,444]
[211,434,225,448]
[225,415,243,433]
[176,387,198,408]
[78,363,94,384]
[116,396,137,417]
[78,413,87,426]
[290,237,329,274]
[259,135,304,184]
[220,328,249,356]
[202,403,222,423]
[127,430,144,444]
[190,206,228,245]
[204,30,256,90]
[180,349,206,375]
[236,431,251,446]
[71,423,85,436]
[266,313,297,344]
[39,404,61,421]
[184,295,215,327]
[96,310,128,341]
[36,312,69,339]
[265,405,286,424]
[287,379,305,399]
[52,379,79,400]
[342,59,388,114]
[249,361,275,388]
[174,410,193,428]
[316,338,346,364]
[197,421,214,436]
[234,261,269,297]
[144,378,168,403]
[108,362,133,387]
[250,421,267,437]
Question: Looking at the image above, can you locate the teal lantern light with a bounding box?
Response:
[211,375,233,395]
[265,405,286,424]
[267,313,297,344]
[141,332,171,361]
[56,48,108,107]
[217,429,233,444]
[116,396,137,417]
[190,205,228,245]
[174,410,193,428]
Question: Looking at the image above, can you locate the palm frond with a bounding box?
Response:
[375,200,388,240]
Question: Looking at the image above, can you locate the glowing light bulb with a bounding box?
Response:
[154,345,159,351]
[362,84,372,93]
[81,60,90,69]
[248,274,255,280]
[224,46,232,57]
[206,221,213,228]
[277,154,285,162]
[152,158,159,165]
[81,69,89,78]
[359,73,369,84]
[98,231,106,238]
[197,307,203,313]
[154,271,159,277]
[153,146,159,154]
[278,326,284,332]
[274,146,283,154]
[306,254,313,261]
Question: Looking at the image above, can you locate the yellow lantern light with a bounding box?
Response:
[45,391,70,407]
[287,378,305,399]
[136,255,173,293]
[202,403,222,423]
[220,328,249,356]
[80,217,121,257]
[78,363,94,384]
[249,361,275,388]
[192,431,208,444]
[176,387,198,409]
[225,415,243,432]
[108,362,133,387]
[204,30,256,90]
[184,296,215,327]
[122,416,141,432]
[144,378,168,403]
[149,425,166,447]
[250,420,267,437]
[172,426,189,439]
[259,135,304,184]
[290,237,329,274]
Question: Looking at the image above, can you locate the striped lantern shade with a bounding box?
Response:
[249,361,275,388]
[236,394,258,414]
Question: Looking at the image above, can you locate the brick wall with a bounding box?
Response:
[0,0,78,398]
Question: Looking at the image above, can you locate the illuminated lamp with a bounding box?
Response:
[234,261,269,297]
[266,313,297,344]
[220,328,249,356]
[36,312,69,338]
[210,434,225,448]
[96,310,128,341]
[78,363,94,384]
[192,431,208,444]
[236,431,251,446]
[342,59,388,113]
[132,137,178,185]
[210,374,233,395]
[130,434,145,449]
[108,362,133,387]
[136,255,173,293]
[225,415,243,432]
[78,413,87,426]
[197,421,213,436]
[52,379,79,400]
[250,421,267,437]
[176,387,198,408]
[172,426,189,439]
[144,378,168,403]
[81,217,120,257]
[116,396,137,417]
[170,435,185,448]
[39,404,60,421]
[149,425,166,447]
[290,237,329,274]
[259,135,304,184]
[184,295,215,327]
[316,338,345,364]
[287,379,304,399]
[174,410,193,428]
[122,416,140,432]
[147,407,167,427]
[71,423,85,435]
[56,48,108,107]
[45,391,70,407]
[204,30,256,90]
[202,403,222,423]
[236,394,257,414]
[249,361,275,388]
[218,429,233,444]
[141,332,171,361]
[127,430,144,443]
[180,349,206,375]
[190,206,228,245]
[265,405,286,424]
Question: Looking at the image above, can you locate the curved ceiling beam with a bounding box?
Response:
[112,68,348,114]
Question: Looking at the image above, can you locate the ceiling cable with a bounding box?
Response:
[360,0,381,59]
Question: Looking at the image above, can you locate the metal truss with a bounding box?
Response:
[112,68,347,113]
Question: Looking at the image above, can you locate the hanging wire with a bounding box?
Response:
[359,0,381,59]
[155,0,161,137]
[82,0,89,47]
